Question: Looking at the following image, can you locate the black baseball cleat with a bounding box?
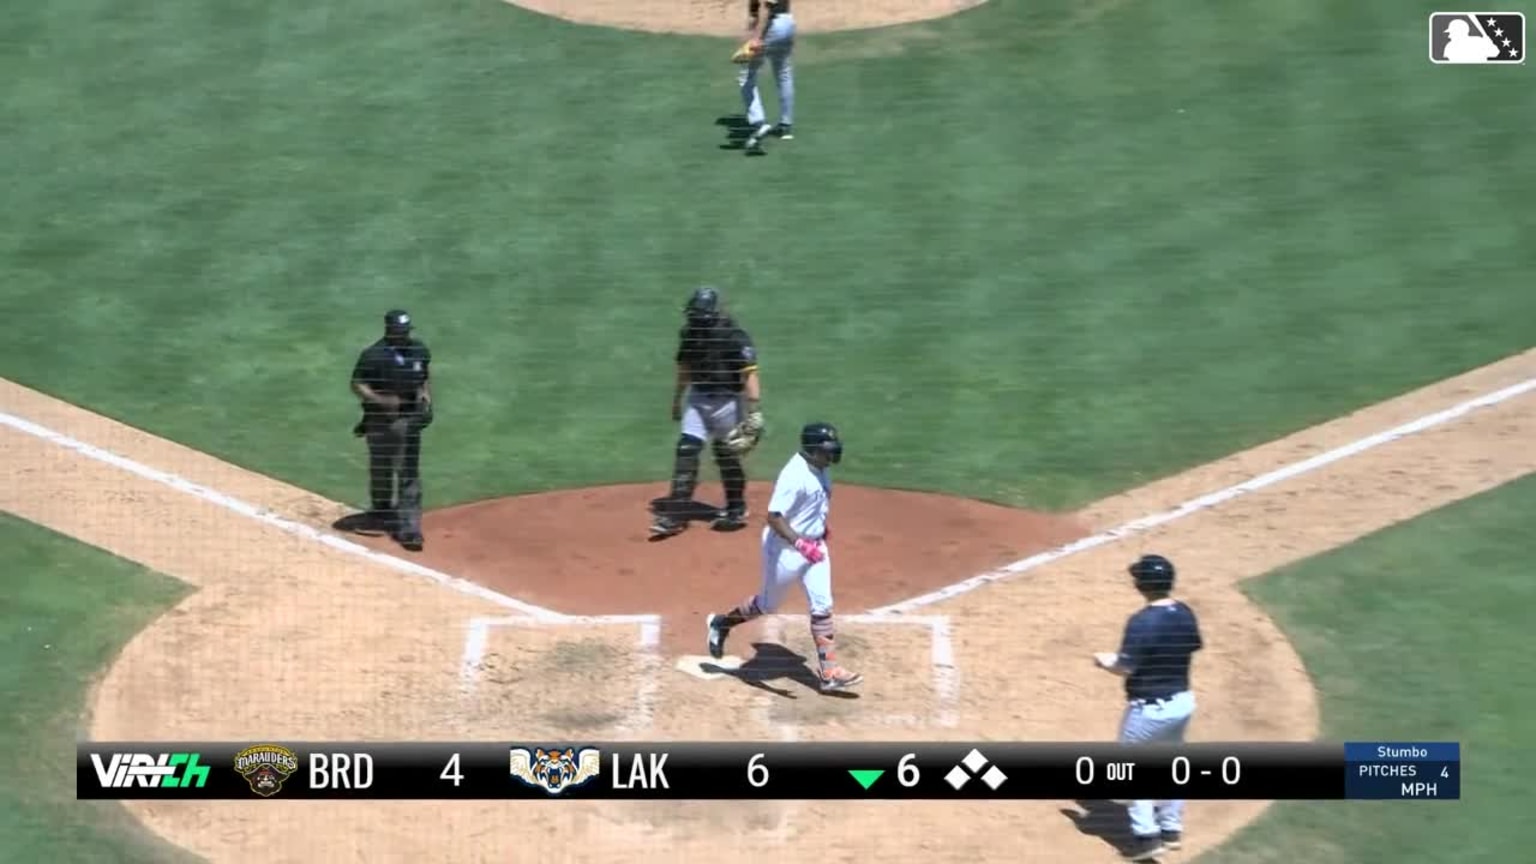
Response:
[710,508,750,532]
[1160,831,1182,851]
[1123,835,1167,861]
[394,530,424,552]
[649,515,687,539]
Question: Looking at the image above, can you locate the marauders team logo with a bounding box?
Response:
[235,744,299,797]
[509,747,601,795]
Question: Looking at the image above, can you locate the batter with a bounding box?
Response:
[704,422,863,693]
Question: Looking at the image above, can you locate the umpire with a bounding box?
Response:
[350,309,434,551]
[1093,554,1203,862]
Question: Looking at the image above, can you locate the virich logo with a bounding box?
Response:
[91,752,210,788]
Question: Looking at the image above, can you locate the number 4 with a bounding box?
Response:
[442,753,463,787]
[1441,766,1449,779]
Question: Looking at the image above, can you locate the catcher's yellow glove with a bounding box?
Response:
[731,40,762,64]
[722,410,765,456]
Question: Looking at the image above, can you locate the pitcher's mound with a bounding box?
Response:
[501,0,989,37]
[358,482,1082,637]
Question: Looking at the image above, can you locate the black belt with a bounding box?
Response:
[1128,691,1184,704]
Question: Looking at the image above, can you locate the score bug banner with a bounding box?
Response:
[76,741,1459,801]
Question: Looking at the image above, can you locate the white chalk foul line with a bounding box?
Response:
[0,409,648,626]
[868,374,1536,617]
[8,369,1533,729]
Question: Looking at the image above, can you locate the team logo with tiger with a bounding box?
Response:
[508,746,602,795]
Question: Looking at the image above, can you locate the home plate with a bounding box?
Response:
[675,654,748,680]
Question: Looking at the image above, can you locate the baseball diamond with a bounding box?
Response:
[2,0,1534,862]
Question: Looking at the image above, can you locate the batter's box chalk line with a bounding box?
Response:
[459,612,959,738]
[460,614,663,735]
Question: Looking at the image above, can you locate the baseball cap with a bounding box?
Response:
[384,309,413,331]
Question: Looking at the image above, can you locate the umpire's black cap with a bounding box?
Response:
[384,309,413,332]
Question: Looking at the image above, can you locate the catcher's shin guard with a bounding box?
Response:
[665,434,706,503]
[712,441,747,512]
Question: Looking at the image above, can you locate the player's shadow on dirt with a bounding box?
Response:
[1060,800,1138,857]
[700,642,859,700]
[331,512,389,536]
[647,497,744,541]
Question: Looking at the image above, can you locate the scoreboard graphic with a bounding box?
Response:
[78,741,1461,801]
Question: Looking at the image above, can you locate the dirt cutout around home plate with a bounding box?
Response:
[1,346,1533,864]
[359,482,1086,653]
[499,0,988,37]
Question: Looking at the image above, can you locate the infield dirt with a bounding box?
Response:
[2,347,1533,862]
[498,0,989,38]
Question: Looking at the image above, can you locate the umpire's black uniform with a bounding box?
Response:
[350,309,433,551]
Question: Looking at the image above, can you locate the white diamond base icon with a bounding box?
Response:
[944,765,971,790]
[980,765,1008,790]
[961,749,989,773]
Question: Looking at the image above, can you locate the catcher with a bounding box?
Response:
[650,286,765,538]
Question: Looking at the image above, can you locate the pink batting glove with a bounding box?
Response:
[794,538,825,563]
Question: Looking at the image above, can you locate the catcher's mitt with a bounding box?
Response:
[731,40,762,64]
[722,410,765,456]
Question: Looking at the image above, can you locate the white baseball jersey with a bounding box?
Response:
[764,451,830,542]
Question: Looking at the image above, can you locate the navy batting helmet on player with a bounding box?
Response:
[1129,554,1176,593]
[800,421,843,465]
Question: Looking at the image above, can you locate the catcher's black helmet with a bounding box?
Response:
[684,286,723,326]
[800,421,843,465]
[1129,554,1176,593]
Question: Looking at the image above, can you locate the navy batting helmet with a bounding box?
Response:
[1129,554,1176,593]
[800,421,843,465]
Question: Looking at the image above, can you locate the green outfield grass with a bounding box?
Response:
[0,514,196,864]
[2,0,1532,511]
[1210,474,1536,863]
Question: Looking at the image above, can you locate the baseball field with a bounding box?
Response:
[3,0,1534,861]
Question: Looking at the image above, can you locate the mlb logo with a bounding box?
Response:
[1429,12,1525,63]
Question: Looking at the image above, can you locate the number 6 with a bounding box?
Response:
[747,753,769,788]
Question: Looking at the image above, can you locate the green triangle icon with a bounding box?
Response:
[848,769,884,790]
